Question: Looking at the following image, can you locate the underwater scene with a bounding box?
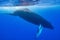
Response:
[0,0,60,40]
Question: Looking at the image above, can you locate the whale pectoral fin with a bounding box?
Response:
[36,25,43,37]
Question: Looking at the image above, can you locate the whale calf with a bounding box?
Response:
[9,9,53,37]
[9,9,53,29]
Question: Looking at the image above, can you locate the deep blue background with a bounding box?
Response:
[0,5,60,40]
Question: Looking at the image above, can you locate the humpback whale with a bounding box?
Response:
[9,9,53,37]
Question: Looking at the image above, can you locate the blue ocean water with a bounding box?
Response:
[0,5,60,40]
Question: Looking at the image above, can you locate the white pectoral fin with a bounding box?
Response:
[36,25,43,37]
